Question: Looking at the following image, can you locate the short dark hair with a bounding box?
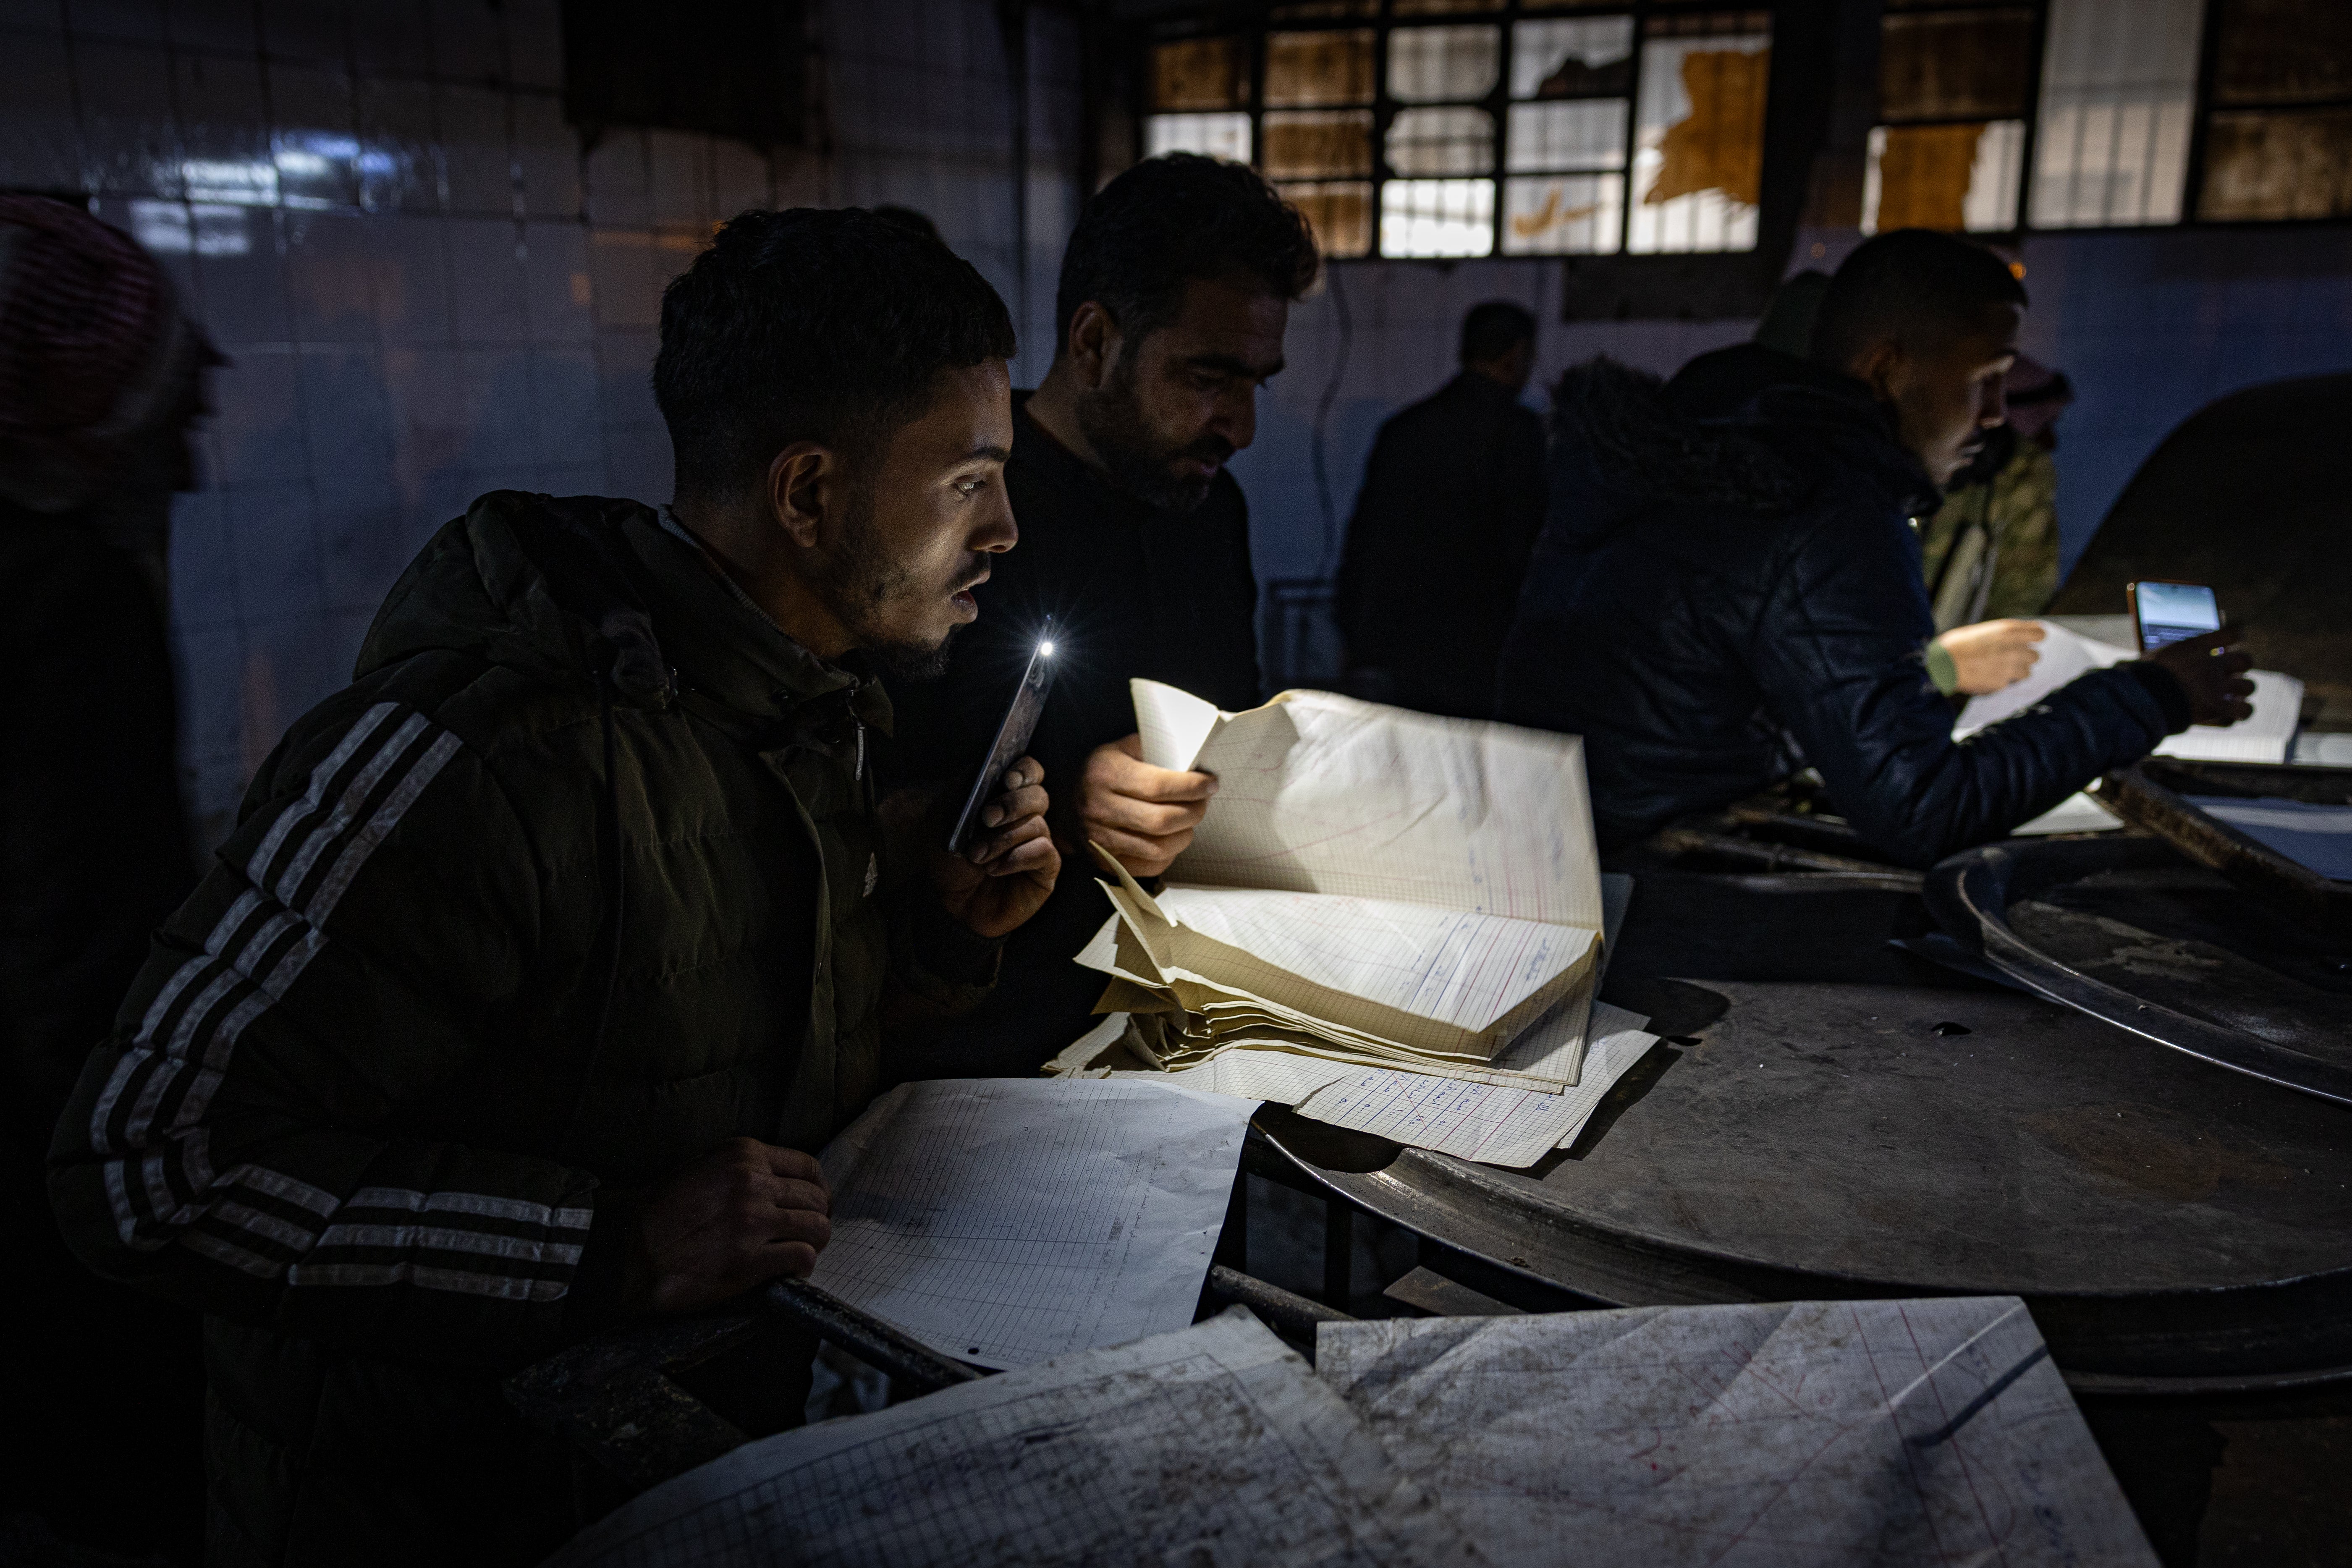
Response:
[655,207,1016,498]
[1810,230,2028,372]
[1053,154,1319,355]
[1460,301,1537,366]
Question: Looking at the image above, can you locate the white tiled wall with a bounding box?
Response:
[0,0,1078,843]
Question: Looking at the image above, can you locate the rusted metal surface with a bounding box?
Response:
[764,1277,985,1393]
[504,1313,762,1493]
[1255,859,2352,1392]
[2098,758,2352,941]
[1927,833,2352,1107]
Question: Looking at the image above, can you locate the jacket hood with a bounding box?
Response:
[356,491,876,728]
[1546,346,1938,548]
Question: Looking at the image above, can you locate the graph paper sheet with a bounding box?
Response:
[1317,1297,2154,1568]
[1954,621,2302,764]
[1134,680,1604,930]
[547,1308,1484,1568]
[807,1078,1252,1370]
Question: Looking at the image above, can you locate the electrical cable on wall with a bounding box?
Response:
[1310,262,1354,581]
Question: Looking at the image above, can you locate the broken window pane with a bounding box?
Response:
[1266,30,1377,108]
[1279,180,1374,257]
[1879,9,2037,123]
[1506,99,1627,172]
[2211,0,2352,107]
[2198,108,2352,219]
[2028,0,2199,226]
[1511,17,1636,100]
[1863,120,2025,232]
[1379,177,1496,256]
[1152,37,1247,112]
[1147,113,1253,164]
[1386,26,1501,105]
[1386,107,1496,175]
[1627,13,1771,254]
[1502,172,1624,252]
[1263,109,1375,180]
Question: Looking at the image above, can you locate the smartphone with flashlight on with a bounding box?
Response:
[2128,580,2222,654]
[947,622,1057,858]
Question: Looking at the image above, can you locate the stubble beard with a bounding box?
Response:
[1074,351,1234,515]
[818,480,964,683]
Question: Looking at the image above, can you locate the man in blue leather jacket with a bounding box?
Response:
[1496,229,2252,868]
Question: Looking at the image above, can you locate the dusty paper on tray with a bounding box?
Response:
[549,1308,1482,1568]
[1955,620,2303,764]
[806,1077,1250,1369]
[1317,1296,2153,1568]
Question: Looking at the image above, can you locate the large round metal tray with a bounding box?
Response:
[1257,863,2352,1392]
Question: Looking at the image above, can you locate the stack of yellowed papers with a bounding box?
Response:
[1050,681,1658,1169]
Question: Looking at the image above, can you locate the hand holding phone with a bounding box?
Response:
[948,628,1056,857]
[2129,580,2221,653]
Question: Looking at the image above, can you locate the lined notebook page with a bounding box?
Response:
[1135,681,1603,931]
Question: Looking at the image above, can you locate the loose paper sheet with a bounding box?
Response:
[550,1308,1482,1568]
[808,1078,1252,1369]
[1135,681,1604,930]
[1317,1298,2154,1568]
[1955,622,2302,764]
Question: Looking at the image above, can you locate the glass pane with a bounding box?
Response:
[1386,106,1496,175]
[1393,0,1501,13]
[1627,16,1771,254]
[1879,9,2036,123]
[2213,0,2352,108]
[1511,17,1636,99]
[2028,0,2200,227]
[1506,99,1627,171]
[1387,26,1502,105]
[1267,30,1378,108]
[1264,110,1375,180]
[1502,172,1624,252]
[1270,0,1378,19]
[1152,37,1247,112]
[1378,178,1496,256]
[2198,108,2352,220]
[1862,120,2025,233]
[1279,180,1374,257]
[1146,113,1253,164]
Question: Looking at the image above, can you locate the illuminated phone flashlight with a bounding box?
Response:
[947,622,1061,855]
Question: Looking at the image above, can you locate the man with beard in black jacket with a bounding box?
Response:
[1497,229,2253,868]
[884,154,1319,1076]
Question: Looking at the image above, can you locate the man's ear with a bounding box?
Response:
[1064,301,1123,392]
[765,442,835,549]
[1847,338,1907,404]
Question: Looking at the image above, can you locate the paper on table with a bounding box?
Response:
[2187,794,2352,881]
[1317,1297,2153,1568]
[1099,1003,1659,1170]
[1954,621,2303,764]
[549,1308,1481,1568]
[808,1078,1252,1369]
[1134,679,1603,931]
[2009,791,2124,835]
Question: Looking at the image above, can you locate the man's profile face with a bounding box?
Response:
[815,359,1017,678]
[1076,273,1288,513]
[1883,302,2021,488]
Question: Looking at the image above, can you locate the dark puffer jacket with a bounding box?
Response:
[1496,346,2188,867]
[47,493,996,1565]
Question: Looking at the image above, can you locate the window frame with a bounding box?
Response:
[1139,0,1789,265]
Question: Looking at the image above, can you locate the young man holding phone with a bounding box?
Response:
[48,209,1058,1564]
[1500,228,2253,867]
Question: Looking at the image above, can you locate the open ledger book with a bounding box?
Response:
[1072,681,1612,1100]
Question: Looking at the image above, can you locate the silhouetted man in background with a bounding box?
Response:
[1498,229,2252,868]
[1335,300,1545,719]
[0,193,215,1562]
[885,154,1320,1076]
